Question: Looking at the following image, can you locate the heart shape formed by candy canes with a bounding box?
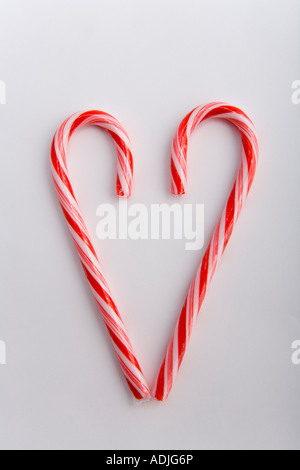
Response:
[51,103,258,402]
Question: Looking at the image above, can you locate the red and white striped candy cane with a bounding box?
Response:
[51,110,150,400]
[153,102,259,401]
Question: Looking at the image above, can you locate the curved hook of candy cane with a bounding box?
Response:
[153,102,259,401]
[51,111,150,400]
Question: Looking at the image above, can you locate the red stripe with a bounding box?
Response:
[210,223,220,280]
[155,359,166,401]
[177,301,188,367]
[202,104,247,122]
[190,106,211,132]
[108,329,143,374]
[110,133,133,171]
[198,249,209,309]
[116,147,131,193]
[61,206,97,258]
[116,174,124,196]
[54,181,88,239]
[166,338,174,396]
[171,158,185,194]
[73,240,107,288]
[223,185,236,251]
[96,299,132,343]
[69,111,112,136]
[187,283,195,339]
[178,110,194,137]
[51,141,76,200]
[118,356,147,396]
[242,135,256,191]
[96,298,131,347]
[237,165,243,219]
[126,379,144,400]
[228,117,256,140]
[82,264,119,315]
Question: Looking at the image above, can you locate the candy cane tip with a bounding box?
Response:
[172,189,186,196]
[171,183,186,196]
[116,181,132,198]
[152,395,165,402]
[151,382,167,401]
[117,190,131,198]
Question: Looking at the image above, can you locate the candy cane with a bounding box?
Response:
[51,111,150,400]
[153,102,259,401]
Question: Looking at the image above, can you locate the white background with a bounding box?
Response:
[0,0,299,450]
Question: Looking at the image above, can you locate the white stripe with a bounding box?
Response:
[234,177,239,225]
[90,286,132,346]
[217,211,226,262]
[171,172,177,193]
[51,160,78,207]
[116,142,131,195]
[171,145,187,187]
[195,102,225,124]
[68,225,101,271]
[62,112,82,148]
[54,131,68,174]
[176,130,187,175]
[163,349,169,400]
[214,111,256,136]
[172,322,179,381]
[185,290,191,341]
[112,343,148,391]
[56,190,90,240]
[93,121,131,150]
[113,346,149,396]
[186,106,201,136]
[79,253,112,300]
[241,148,249,203]
[117,163,129,195]
[116,141,132,190]
[165,345,172,392]
[206,241,214,286]
[192,267,201,321]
